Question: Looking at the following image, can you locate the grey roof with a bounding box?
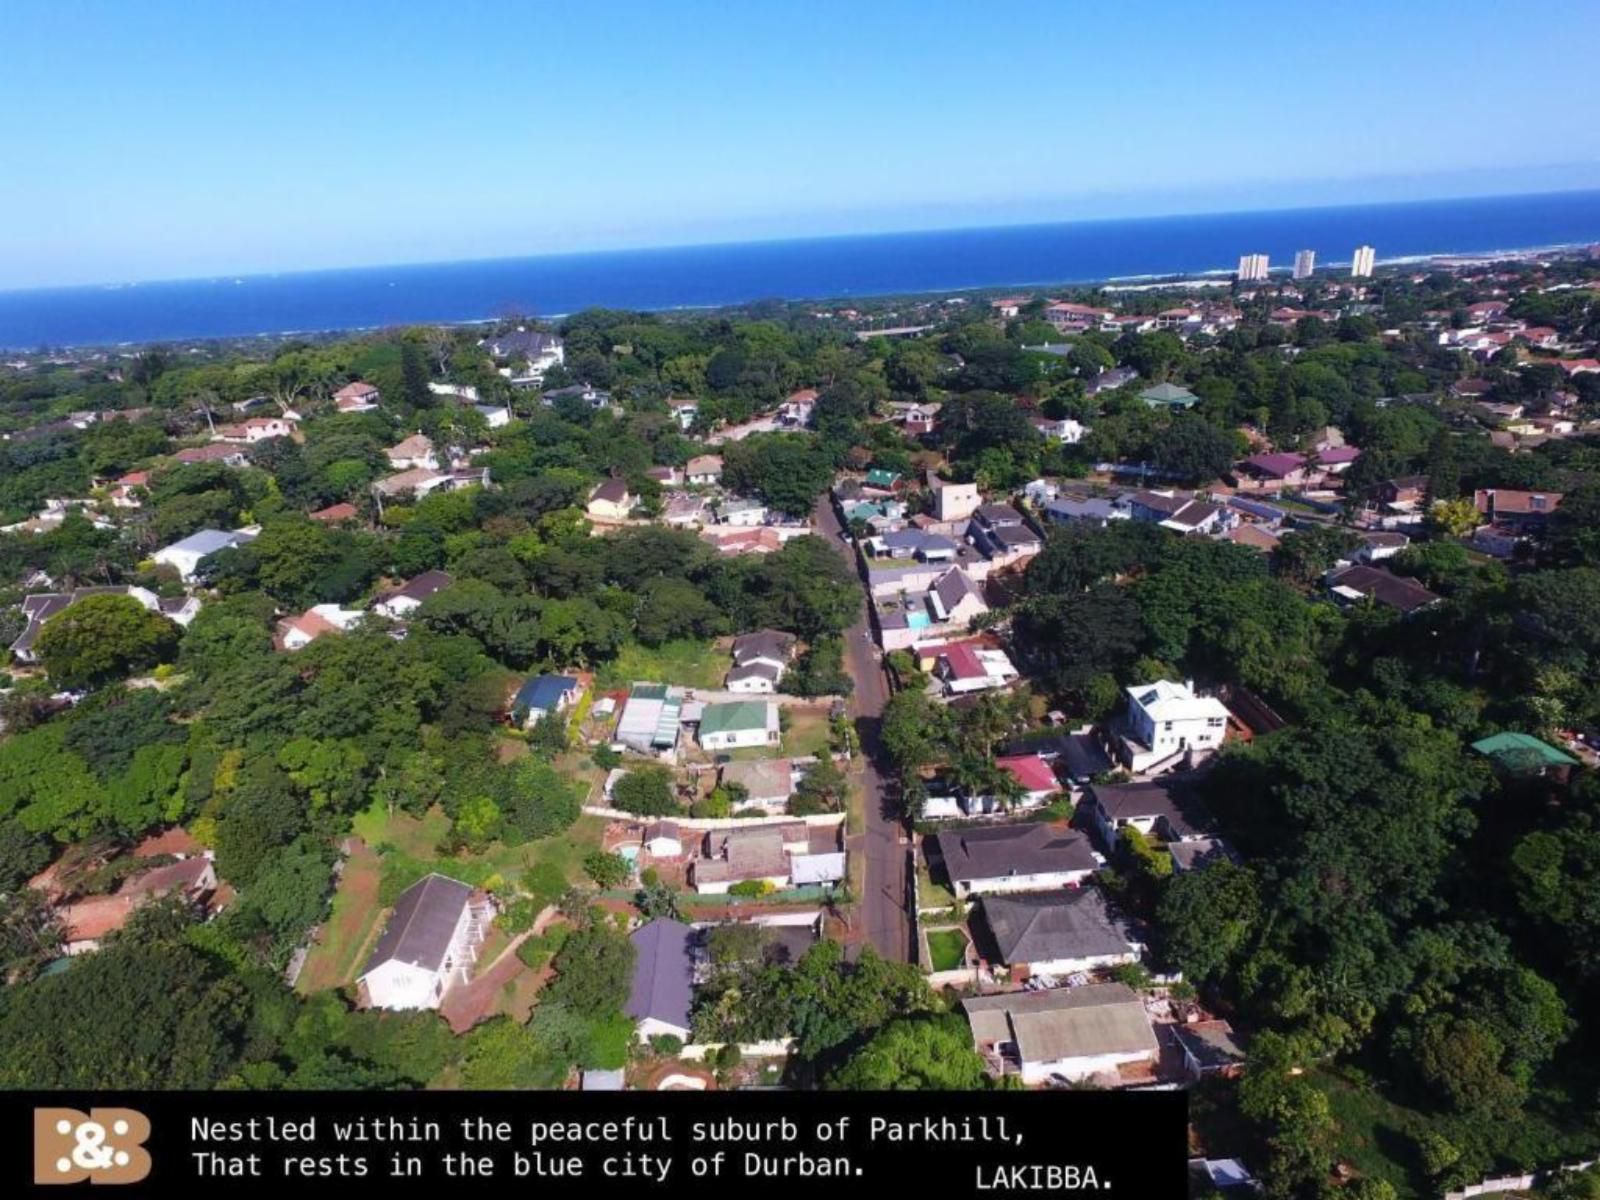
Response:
[11,588,142,656]
[979,889,1137,966]
[1173,1022,1246,1071]
[975,503,1025,527]
[362,874,473,975]
[963,982,1157,1064]
[1089,778,1208,839]
[1045,496,1124,523]
[731,630,797,666]
[727,662,781,685]
[932,823,1097,884]
[481,328,561,358]
[880,528,957,555]
[1169,837,1236,871]
[1327,564,1439,613]
[626,918,694,1030]
[931,567,983,616]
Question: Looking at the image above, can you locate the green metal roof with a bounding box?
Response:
[699,700,772,737]
[1139,382,1199,407]
[865,468,901,486]
[1471,731,1578,768]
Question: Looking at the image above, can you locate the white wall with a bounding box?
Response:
[954,869,1094,898]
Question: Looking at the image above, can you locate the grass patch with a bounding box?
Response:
[596,639,725,690]
[295,842,382,995]
[1311,1068,1428,1200]
[781,708,832,758]
[926,928,969,972]
[917,860,958,908]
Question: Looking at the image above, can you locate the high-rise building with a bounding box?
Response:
[1237,253,1270,282]
[1293,249,1316,280]
[1351,245,1376,277]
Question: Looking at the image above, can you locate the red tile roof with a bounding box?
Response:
[995,755,1059,794]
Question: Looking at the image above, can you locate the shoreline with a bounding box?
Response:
[3,237,1595,355]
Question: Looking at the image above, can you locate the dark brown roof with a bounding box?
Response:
[932,822,1096,883]
[1328,564,1439,613]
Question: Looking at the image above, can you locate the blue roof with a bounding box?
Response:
[513,675,580,712]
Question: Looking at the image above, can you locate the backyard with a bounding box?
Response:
[596,639,726,689]
[925,927,969,972]
[293,839,383,995]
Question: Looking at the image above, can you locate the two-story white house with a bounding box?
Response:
[1113,679,1230,774]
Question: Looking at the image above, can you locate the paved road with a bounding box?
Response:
[813,494,912,963]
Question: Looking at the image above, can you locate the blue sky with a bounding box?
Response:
[3,0,1598,289]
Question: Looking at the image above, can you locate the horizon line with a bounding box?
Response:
[5,184,1600,299]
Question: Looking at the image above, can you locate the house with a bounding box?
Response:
[927,823,1098,898]
[1085,366,1139,396]
[1138,382,1199,410]
[1083,777,1210,849]
[106,470,149,509]
[371,467,455,499]
[669,400,699,430]
[1471,731,1579,777]
[718,497,767,527]
[727,629,796,692]
[333,381,380,412]
[625,918,695,1042]
[1169,837,1238,873]
[56,852,221,955]
[277,604,364,651]
[510,675,581,727]
[930,473,982,522]
[1221,523,1280,552]
[1473,488,1562,532]
[8,586,163,663]
[158,595,203,627]
[543,383,613,410]
[778,388,817,427]
[1355,531,1409,562]
[968,504,1042,562]
[1326,564,1439,614]
[386,433,439,471]
[1113,680,1230,774]
[930,641,1020,695]
[1239,451,1314,488]
[153,527,258,581]
[1031,416,1089,444]
[962,983,1159,1086]
[309,502,360,524]
[719,757,795,813]
[371,569,453,619]
[929,567,989,626]
[661,494,707,528]
[215,415,295,443]
[993,755,1062,806]
[697,700,780,751]
[615,684,684,755]
[1174,1021,1247,1081]
[358,874,487,1011]
[480,328,564,383]
[172,444,248,467]
[686,455,723,485]
[587,478,634,521]
[871,528,960,562]
[1043,494,1130,527]
[975,888,1142,978]
[1043,302,1113,333]
[690,825,791,894]
[642,821,684,859]
[1377,474,1429,509]
[864,467,901,490]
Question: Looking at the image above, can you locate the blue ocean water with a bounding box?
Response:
[3,190,1599,349]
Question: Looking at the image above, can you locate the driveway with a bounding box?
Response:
[813,493,912,963]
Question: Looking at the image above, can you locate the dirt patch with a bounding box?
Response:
[295,838,382,995]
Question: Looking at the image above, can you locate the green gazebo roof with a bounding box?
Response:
[1471,731,1578,769]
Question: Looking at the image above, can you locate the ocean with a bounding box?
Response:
[3,190,1599,349]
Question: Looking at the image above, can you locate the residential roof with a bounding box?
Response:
[1242,451,1309,478]
[513,675,580,714]
[696,825,789,883]
[334,381,379,399]
[1473,488,1562,516]
[963,982,1157,1065]
[720,757,794,802]
[591,478,631,505]
[362,874,474,975]
[1327,564,1439,613]
[388,433,435,460]
[1471,731,1579,769]
[378,569,454,606]
[160,528,255,558]
[1139,382,1199,406]
[698,700,775,738]
[1173,1021,1246,1071]
[1223,523,1280,551]
[978,888,1137,966]
[1127,680,1230,723]
[1089,778,1208,839]
[930,567,984,620]
[726,662,782,686]
[626,918,694,1031]
[1169,837,1237,871]
[931,822,1097,883]
[686,454,723,475]
[732,630,797,666]
[310,502,359,523]
[994,755,1059,793]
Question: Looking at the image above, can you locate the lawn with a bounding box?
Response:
[925,928,969,972]
[916,860,958,909]
[295,841,383,995]
[596,639,725,690]
[781,708,832,758]
[352,798,606,894]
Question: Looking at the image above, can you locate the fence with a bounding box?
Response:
[1444,1158,1596,1200]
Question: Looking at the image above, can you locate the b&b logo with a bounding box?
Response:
[33,1109,151,1185]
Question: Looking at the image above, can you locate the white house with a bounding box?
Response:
[963,983,1159,1086]
[1114,679,1230,773]
[333,381,380,412]
[643,820,684,859]
[153,527,259,582]
[1084,779,1210,851]
[930,475,981,522]
[277,604,364,651]
[626,918,694,1042]
[697,700,780,752]
[358,874,487,1011]
[386,433,439,471]
[928,823,1099,898]
[719,497,768,527]
[977,889,1143,979]
[371,569,453,619]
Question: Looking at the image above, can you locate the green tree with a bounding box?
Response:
[36,594,179,687]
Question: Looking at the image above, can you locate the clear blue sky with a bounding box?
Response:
[3,0,1598,289]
